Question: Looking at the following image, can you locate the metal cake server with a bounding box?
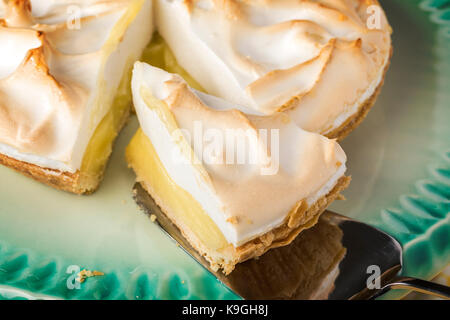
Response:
[133,183,450,300]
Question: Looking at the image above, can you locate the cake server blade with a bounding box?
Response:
[132,183,450,300]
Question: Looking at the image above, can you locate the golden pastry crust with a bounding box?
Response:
[223,216,347,299]
[0,152,85,194]
[0,109,130,195]
[326,46,393,141]
[137,174,350,275]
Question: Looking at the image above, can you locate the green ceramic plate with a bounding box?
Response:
[0,0,449,300]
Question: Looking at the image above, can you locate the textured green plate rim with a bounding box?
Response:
[0,0,449,300]
[372,0,450,299]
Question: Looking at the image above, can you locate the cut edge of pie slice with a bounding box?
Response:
[126,62,351,274]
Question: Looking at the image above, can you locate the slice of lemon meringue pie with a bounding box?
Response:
[153,0,392,139]
[0,0,152,193]
[126,62,350,274]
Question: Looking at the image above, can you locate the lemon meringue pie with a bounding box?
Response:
[153,0,392,139]
[0,0,153,193]
[126,62,350,274]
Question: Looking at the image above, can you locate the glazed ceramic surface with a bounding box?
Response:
[0,0,449,300]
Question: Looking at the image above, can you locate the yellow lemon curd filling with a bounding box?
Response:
[77,1,147,188]
[103,32,227,248]
[125,34,228,249]
[141,33,205,92]
[81,32,201,182]
[79,63,132,184]
[126,87,229,251]
[126,129,229,250]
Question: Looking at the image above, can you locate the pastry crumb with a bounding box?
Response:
[337,194,346,200]
[76,269,104,284]
[150,214,157,222]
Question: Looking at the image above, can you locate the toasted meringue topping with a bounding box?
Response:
[155,0,391,133]
[132,62,347,246]
[0,0,153,172]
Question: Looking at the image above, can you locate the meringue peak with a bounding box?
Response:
[155,0,392,133]
[3,0,34,28]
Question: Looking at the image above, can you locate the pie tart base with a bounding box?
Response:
[138,176,349,275]
[224,216,347,299]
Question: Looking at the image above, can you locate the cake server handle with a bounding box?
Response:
[355,276,450,300]
[377,277,450,300]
